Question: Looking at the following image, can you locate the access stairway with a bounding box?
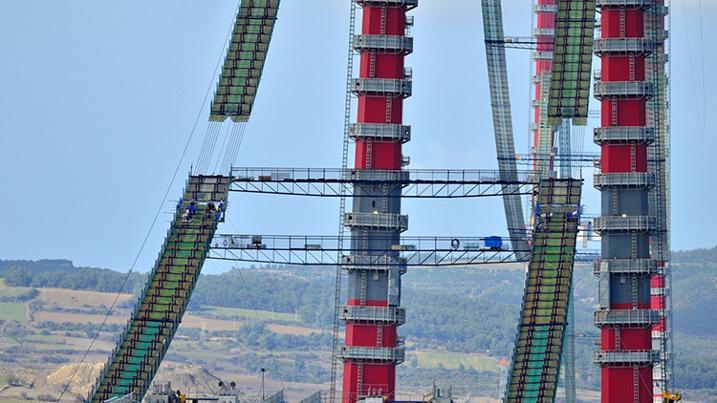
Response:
[506,178,582,403]
[89,175,231,403]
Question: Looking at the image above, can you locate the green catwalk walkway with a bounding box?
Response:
[89,175,231,403]
[506,178,582,403]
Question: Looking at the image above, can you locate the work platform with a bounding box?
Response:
[229,167,539,198]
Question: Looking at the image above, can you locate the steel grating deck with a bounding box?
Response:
[506,179,582,403]
[89,175,230,402]
[210,0,280,122]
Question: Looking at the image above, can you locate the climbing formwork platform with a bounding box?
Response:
[89,175,230,403]
[506,178,582,403]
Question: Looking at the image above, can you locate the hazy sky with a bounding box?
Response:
[0,0,714,273]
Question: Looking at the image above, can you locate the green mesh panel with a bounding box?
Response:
[210,0,281,122]
[90,176,231,403]
[547,0,596,126]
[506,179,582,403]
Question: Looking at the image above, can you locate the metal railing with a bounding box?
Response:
[593,258,659,275]
[229,167,539,198]
[348,123,411,143]
[351,78,412,98]
[344,212,408,231]
[593,215,655,233]
[596,0,653,7]
[594,309,660,326]
[339,305,406,325]
[593,126,656,144]
[356,0,418,9]
[594,38,655,55]
[594,80,655,99]
[337,346,405,363]
[353,35,413,54]
[593,350,661,365]
[593,172,656,189]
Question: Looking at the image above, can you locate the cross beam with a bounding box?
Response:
[229,167,539,198]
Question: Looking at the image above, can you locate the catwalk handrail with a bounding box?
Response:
[230,167,540,184]
[207,233,601,266]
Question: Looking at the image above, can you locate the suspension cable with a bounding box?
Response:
[57,6,240,401]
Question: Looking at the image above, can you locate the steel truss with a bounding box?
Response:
[229,167,538,198]
[207,234,599,266]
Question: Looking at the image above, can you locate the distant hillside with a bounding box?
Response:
[1,247,716,396]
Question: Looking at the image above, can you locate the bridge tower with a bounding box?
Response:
[339,1,416,402]
[593,0,661,401]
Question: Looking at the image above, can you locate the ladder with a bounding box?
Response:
[612,189,620,214]
[369,52,377,78]
[357,363,365,400]
[385,96,393,123]
[629,56,636,81]
[615,328,621,351]
[365,139,374,169]
[630,144,637,172]
[380,7,387,35]
[329,2,358,402]
[376,325,383,347]
[611,99,619,125]
[360,272,368,306]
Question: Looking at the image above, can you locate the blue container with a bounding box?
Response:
[485,236,503,250]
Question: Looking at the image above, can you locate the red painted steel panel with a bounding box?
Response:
[362,7,406,35]
[650,275,665,288]
[600,145,648,172]
[601,328,652,350]
[602,10,644,38]
[345,324,397,347]
[357,97,403,124]
[354,140,403,170]
[601,367,653,403]
[651,296,665,309]
[602,57,646,81]
[600,99,647,127]
[360,54,405,79]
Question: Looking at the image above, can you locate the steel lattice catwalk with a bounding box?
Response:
[210,0,281,123]
[593,0,661,401]
[89,176,230,402]
[506,179,582,403]
[481,0,530,262]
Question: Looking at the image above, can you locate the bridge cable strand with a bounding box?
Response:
[221,122,248,173]
[213,124,232,173]
[57,5,240,400]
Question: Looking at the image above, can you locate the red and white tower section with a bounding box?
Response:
[339,1,416,402]
[532,0,557,176]
[593,0,661,402]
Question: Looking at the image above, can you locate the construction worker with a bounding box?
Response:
[218,199,225,220]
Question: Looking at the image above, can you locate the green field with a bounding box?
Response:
[201,305,298,322]
[413,351,500,372]
[0,279,34,299]
[0,303,28,322]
